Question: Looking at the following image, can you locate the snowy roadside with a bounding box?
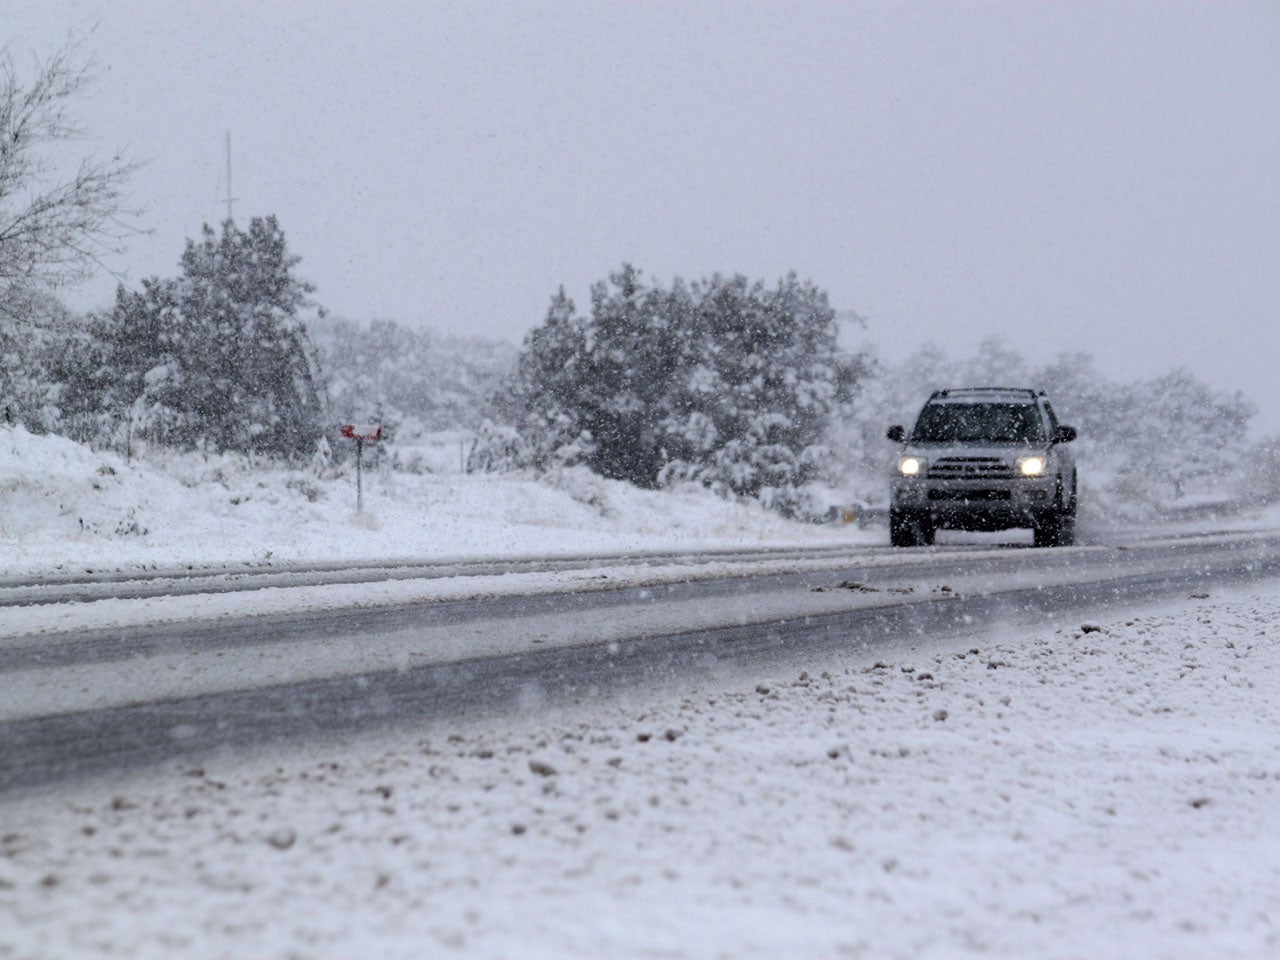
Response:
[0,553,919,641]
[0,425,877,580]
[4,583,1280,959]
[5,528,1275,644]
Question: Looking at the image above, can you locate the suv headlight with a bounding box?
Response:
[898,456,926,477]
[1017,455,1047,477]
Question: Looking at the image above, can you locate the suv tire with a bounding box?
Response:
[890,510,934,547]
[1034,512,1076,547]
[1033,482,1075,547]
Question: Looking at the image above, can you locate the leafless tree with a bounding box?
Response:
[0,42,141,317]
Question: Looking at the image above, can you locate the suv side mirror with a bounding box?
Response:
[1055,425,1077,443]
[886,425,906,443]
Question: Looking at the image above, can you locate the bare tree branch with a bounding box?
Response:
[0,41,143,307]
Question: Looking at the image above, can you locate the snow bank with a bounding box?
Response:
[0,426,872,576]
[4,586,1279,958]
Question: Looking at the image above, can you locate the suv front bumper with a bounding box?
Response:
[892,476,1057,531]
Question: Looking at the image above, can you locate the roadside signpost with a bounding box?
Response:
[339,424,383,512]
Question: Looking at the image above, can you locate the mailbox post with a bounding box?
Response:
[339,424,383,512]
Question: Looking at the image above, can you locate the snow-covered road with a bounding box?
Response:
[5,532,1276,727]
[4,582,1279,959]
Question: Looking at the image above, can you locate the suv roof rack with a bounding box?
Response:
[928,387,1044,400]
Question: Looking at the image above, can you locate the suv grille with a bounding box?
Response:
[928,489,1011,501]
[927,456,1013,480]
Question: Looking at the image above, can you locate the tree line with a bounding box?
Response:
[1,215,517,462]
[1,42,1272,517]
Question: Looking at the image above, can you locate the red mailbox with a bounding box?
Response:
[340,424,382,512]
[340,423,382,441]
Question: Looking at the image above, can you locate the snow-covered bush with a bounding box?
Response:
[313,316,516,439]
[50,218,326,461]
[497,265,866,516]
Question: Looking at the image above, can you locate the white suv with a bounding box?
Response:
[886,388,1078,547]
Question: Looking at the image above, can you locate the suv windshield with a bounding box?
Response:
[911,402,1046,444]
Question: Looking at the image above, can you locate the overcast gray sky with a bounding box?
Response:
[12,2,1280,427]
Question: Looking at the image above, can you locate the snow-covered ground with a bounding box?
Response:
[6,425,1280,959]
[0,425,875,580]
[3,583,1279,959]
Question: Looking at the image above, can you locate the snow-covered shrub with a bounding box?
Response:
[497,265,865,515]
[313,315,516,437]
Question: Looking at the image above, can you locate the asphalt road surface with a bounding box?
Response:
[3,531,1279,794]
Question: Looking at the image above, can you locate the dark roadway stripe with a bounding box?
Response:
[2,553,1278,796]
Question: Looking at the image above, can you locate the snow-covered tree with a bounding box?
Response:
[75,217,326,459]
[500,265,863,513]
[62,279,189,453]
[173,217,324,458]
[660,272,859,508]
[314,314,516,439]
[0,44,138,433]
[489,286,596,471]
[0,285,76,431]
[1113,368,1254,501]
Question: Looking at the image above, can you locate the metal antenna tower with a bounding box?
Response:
[223,131,238,225]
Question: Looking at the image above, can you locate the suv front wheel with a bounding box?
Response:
[1033,480,1076,547]
[890,509,934,547]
